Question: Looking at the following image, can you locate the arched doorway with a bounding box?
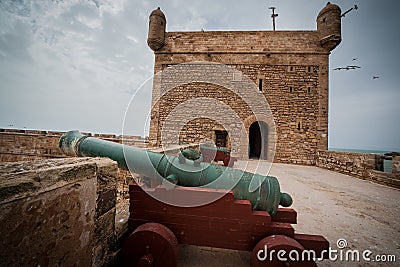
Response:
[249,121,268,159]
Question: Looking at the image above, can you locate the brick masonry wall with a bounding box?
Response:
[149,30,330,164]
[156,82,252,155]
[0,158,118,266]
[316,150,376,178]
[0,129,64,162]
[317,150,400,189]
[0,128,148,162]
[0,128,148,215]
[160,31,326,54]
[236,63,323,164]
[368,170,400,189]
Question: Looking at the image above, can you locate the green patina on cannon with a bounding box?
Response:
[180,148,201,161]
[59,130,292,216]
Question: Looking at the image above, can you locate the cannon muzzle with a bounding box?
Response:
[59,130,292,216]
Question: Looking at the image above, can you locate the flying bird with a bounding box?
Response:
[341,5,358,17]
[373,76,380,79]
[347,65,361,69]
[334,65,361,71]
[352,58,358,61]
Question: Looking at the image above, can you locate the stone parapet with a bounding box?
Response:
[0,157,119,266]
[317,150,399,189]
[0,128,148,162]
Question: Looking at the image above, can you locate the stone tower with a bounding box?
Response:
[147,3,342,165]
[317,2,342,51]
[147,7,166,51]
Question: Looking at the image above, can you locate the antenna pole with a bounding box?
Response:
[269,7,278,31]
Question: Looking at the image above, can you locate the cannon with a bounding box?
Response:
[180,147,201,160]
[59,131,329,266]
[200,144,237,167]
[59,130,292,216]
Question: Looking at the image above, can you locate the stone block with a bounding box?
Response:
[0,157,118,266]
[93,207,116,267]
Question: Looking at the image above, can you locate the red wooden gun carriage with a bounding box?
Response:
[122,184,328,267]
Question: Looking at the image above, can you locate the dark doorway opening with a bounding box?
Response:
[249,121,268,159]
[215,130,228,147]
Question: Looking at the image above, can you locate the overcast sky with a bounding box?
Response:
[0,0,399,151]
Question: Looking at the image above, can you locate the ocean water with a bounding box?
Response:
[328,148,397,155]
[328,148,397,173]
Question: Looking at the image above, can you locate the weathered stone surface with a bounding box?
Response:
[0,158,97,202]
[0,128,148,163]
[95,159,118,218]
[93,207,116,267]
[0,157,119,266]
[316,150,375,179]
[317,150,399,189]
[392,156,400,178]
[97,188,117,218]
[368,170,400,189]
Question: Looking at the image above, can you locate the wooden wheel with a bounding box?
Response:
[251,235,317,267]
[122,223,179,267]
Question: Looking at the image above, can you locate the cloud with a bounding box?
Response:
[0,0,153,134]
[0,0,399,150]
[0,10,33,62]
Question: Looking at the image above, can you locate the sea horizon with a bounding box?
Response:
[328,147,400,155]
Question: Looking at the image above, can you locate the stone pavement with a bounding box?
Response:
[178,161,400,267]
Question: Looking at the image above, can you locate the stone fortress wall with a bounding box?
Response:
[0,129,148,266]
[0,128,148,162]
[148,3,342,165]
[0,128,146,201]
[144,3,399,188]
[317,150,400,188]
[1,127,398,189]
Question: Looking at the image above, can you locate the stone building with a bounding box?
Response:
[147,3,342,165]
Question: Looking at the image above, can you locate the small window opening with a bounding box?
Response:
[307,87,311,93]
[289,86,293,93]
[297,121,302,130]
[307,66,312,72]
[215,130,228,147]
[161,21,163,26]
[259,79,263,91]
[290,66,294,72]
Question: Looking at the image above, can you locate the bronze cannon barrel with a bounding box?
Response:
[59,130,292,216]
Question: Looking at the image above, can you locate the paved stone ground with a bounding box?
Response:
[178,161,400,267]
